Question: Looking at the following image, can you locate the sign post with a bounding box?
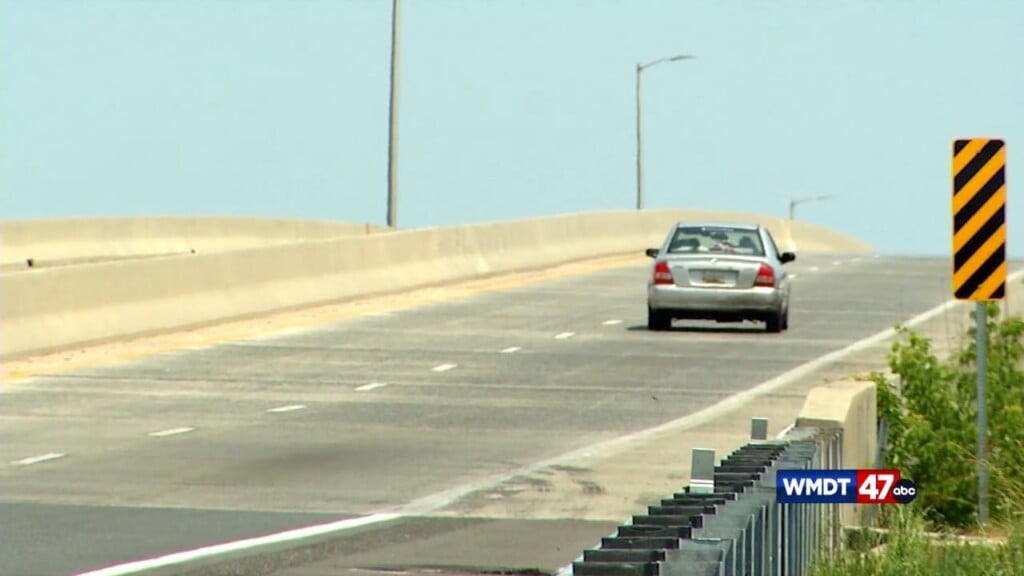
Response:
[952,138,1007,526]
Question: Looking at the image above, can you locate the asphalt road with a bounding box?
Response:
[0,253,965,576]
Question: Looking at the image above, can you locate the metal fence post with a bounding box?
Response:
[751,417,769,441]
[691,448,717,494]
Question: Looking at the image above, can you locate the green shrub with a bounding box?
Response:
[871,303,1024,529]
[812,507,1024,576]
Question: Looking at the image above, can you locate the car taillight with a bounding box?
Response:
[653,260,674,284]
[754,263,775,287]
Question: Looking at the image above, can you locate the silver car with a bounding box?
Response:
[644,222,795,333]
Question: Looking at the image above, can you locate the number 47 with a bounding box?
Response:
[859,472,897,502]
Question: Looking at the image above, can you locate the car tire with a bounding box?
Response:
[765,310,783,333]
[648,307,672,331]
[781,308,789,331]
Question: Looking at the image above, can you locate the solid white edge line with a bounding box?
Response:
[148,427,195,438]
[554,566,574,576]
[73,513,402,576]
[775,423,795,439]
[12,452,67,466]
[355,382,388,392]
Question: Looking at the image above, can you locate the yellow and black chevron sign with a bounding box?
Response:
[953,138,1007,301]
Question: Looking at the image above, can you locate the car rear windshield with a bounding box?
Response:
[667,226,765,256]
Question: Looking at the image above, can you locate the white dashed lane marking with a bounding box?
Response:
[11,452,67,466]
[432,364,457,372]
[809,266,820,272]
[266,404,307,413]
[149,427,196,438]
[602,319,622,326]
[355,382,388,392]
[554,332,576,340]
[500,347,521,354]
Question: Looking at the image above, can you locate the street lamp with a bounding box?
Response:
[636,53,694,211]
[787,194,836,252]
[386,0,401,228]
[788,194,836,222]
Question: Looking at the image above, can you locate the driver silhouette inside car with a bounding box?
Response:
[736,236,757,253]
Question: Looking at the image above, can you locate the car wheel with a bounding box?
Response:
[765,310,783,333]
[647,307,672,331]
[781,308,789,331]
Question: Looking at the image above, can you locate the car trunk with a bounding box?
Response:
[663,255,765,289]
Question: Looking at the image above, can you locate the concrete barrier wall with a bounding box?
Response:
[0,209,870,360]
[796,379,879,527]
[0,216,389,267]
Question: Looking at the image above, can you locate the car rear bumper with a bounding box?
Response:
[647,284,783,313]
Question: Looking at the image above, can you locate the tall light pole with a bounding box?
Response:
[788,194,836,222]
[386,0,401,228]
[636,53,693,211]
[787,194,836,251]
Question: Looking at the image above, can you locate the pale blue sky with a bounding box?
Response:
[2,0,1021,256]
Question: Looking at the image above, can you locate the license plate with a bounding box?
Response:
[702,270,732,284]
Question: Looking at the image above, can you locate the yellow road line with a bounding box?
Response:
[2,254,649,383]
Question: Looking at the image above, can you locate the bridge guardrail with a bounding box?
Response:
[569,418,847,576]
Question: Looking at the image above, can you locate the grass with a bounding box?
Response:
[811,495,1024,575]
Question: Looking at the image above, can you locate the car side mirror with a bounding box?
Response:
[780,252,796,264]
[645,248,660,259]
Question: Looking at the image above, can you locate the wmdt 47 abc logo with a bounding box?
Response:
[776,469,918,505]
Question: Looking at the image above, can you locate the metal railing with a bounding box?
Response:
[569,419,846,576]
